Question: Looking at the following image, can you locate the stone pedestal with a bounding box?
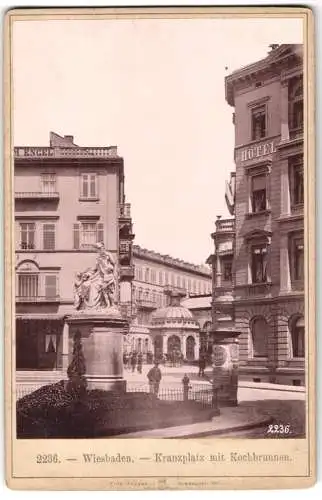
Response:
[211,330,241,407]
[66,311,128,392]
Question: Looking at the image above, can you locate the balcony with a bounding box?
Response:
[246,283,272,297]
[235,282,272,299]
[136,298,158,310]
[119,203,131,218]
[15,191,60,201]
[16,295,60,303]
[119,265,135,280]
[215,218,234,233]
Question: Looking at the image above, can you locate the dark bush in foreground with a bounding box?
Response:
[17,382,214,438]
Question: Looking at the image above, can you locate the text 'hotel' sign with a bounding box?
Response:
[238,139,278,163]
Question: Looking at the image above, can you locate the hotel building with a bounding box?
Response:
[211,44,304,385]
[15,132,134,386]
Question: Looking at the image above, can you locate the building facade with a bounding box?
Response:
[124,245,212,360]
[213,44,304,385]
[15,132,134,383]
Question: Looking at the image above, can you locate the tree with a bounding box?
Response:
[67,330,87,396]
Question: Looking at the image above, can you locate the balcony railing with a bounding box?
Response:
[246,283,272,297]
[14,146,118,159]
[289,127,303,141]
[119,203,131,218]
[16,295,60,303]
[215,218,234,232]
[15,191,59,200]
[119,265,135,279]
[136,298,158,309]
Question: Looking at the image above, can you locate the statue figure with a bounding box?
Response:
[74,243,118,312]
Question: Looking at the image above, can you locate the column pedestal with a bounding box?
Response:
[211,330,241,407]
[66,311,128,392]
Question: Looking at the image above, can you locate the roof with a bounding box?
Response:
[133,245,212,277]
[225,44,303,106]
[153,305,194,321]
[14,131,119,160]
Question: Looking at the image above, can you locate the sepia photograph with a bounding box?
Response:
[5,5,315,490]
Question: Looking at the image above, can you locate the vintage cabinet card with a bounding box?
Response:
[4,6,316,490]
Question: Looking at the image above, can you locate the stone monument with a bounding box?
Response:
[66,243,128,392]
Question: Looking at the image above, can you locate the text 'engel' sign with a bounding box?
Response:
[238,139,278,163]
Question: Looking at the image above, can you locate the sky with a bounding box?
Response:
[12,16,303,265]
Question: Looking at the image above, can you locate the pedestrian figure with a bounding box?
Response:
[137,352,143,374]
[198,355,206,377]
[131,352,137,373]
[123,352,129,370]
[147,361,162,397]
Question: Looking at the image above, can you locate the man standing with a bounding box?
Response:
[131,352,137,373]
[137,352,143,374]
[147,362,162,397]
[198,355,206,377]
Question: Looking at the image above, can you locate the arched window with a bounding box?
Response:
[186,336,196,361]
[17,260,39,298]
[144,338,149,354]
[251,316,269,358]
[290,316,305,358]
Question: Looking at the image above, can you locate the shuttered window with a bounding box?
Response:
[43,223,55,250]
[45,275,57,298]
[80,173,98,199]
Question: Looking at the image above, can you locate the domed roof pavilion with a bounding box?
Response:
[151,288,200,362]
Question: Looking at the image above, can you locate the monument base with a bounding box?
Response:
[86,377,126,392]
[66,311,128,393]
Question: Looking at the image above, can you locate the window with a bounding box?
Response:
[251,317,269,357]
[138,267,143,281]
[251,245,268,283]
[290,236,304,284]
[145,268,150,282]
[171,274,175,286]
[80,173,98,199]
[165,272,169,285]
[290,161,304,206]
[291,316,305,358]
[43,223,55,250]
[289,78,303,130]
[73,222,104,249]
[45,275,58,298]
[41,173,56,193]
[144,338,149,354]
[222,258,233,281]
[151,269,156,284]
[251,105,266,140]
[19,223,35,250]
[177,276,181,288]
[18,274,38,298]
[159,271,163,285]
[251,174,267,213]
[182,278,186,289]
